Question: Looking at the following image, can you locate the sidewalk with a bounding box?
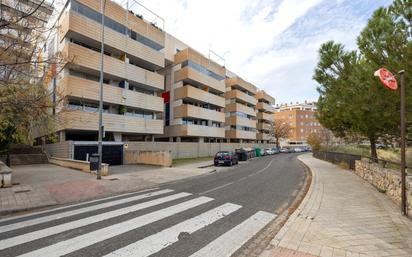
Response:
[0,161,215,216]
[262,154,412,257]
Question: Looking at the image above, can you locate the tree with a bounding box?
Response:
[307,133,322,151]
[269,119,291,149]
[0,0,64,151]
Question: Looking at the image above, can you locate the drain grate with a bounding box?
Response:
[109,178,119,181]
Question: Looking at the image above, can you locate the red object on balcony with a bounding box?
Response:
[162,91,170,103]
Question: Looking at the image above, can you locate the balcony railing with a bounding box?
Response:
[174,104,225,123]
[61,75,163,112]
[57,110,164,134]
[226,89,257,106]
[174,85,225,108]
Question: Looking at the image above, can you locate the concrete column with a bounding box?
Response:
[169,137,173,142]
[113,132,122,142]
[59,130,66,142]
[124,80,129,90]
[176,137,181,142]
[199,137,204,143]
[239,139,243,144]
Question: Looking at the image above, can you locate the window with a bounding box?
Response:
[181,60,225,81]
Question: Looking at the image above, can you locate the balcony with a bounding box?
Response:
[256,102,275,113]
[76,0,165,48]
[226,130,256,140]
[257,132,271,141]
[256,91,276,105]
[60,75,163,112]
[226,89,257,106]
[174,48,225,78]
[57,110,164,134]
[64,43,163,91]
[174,85,225,108]
[257,122,271,131]
[225,77,257,95]
[61,12,164,69]
[257,112,272,121]
[174,67,225,94]
[226,103,256,117]
[225,116,256,128]
[165,124,225,138]
[174,104,225,123]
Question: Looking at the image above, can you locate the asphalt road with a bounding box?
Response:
[0,153,306,257]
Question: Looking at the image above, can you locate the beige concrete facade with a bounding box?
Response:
[256,90,276,143]
[225,77,258,142]
[160,41,226,142]
[47,0,166,142]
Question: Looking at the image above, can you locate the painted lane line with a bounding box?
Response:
[189,211,277,257]
[17,196,214,257]
[199,182,234,195]
[104,203,242,257]
[0,192,191,250]
[0,187,160,223]
[0,189,173,233]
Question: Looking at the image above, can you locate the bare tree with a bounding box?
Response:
[268,119,291,149]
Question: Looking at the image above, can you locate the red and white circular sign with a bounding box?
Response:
[374,68,398,90]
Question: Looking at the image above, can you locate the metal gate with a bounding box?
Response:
[73,143,123,166]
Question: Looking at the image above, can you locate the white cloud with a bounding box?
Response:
[116,0,391,104]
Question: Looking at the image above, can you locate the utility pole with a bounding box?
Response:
[399,70,406,216]
[97,0,106,180]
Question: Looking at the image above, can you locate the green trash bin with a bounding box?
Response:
[255,147,261,157]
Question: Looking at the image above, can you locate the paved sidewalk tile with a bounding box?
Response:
[263,153,412,257]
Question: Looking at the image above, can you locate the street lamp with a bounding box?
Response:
[374,68,407,216]
[97,0,107,180]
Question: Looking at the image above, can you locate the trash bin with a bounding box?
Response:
[255,148,261,157]
[235,149,248,161]
[89,153,100,171]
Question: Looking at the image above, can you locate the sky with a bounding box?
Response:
[122,0,392,105]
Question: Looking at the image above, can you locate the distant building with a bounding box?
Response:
[274,101,324,145]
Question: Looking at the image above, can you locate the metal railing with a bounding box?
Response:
[313,151,361,170]
[313,150,410,174]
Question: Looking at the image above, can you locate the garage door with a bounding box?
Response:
[74,145,123,166]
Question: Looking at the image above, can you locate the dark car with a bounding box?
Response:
[214,151,239,166]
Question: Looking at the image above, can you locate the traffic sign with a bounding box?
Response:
[374,68,398,90]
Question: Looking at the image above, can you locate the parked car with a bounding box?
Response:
[280,148,289,153]
[214,151,239,166]
[271,147,280,154]
[294,148,303,153]
[263,148,273,155]
[235,148,248,161]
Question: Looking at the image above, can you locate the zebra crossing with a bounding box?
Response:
[0,188,277,257]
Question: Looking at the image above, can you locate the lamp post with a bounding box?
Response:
[97,0,106,180]
[374,68,407,215]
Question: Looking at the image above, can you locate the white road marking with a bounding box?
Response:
[0,189,172,233]
[105,203,242,257]
[17,196,213,257]
[0,192,191,250]
[0,188,159,223]
[189,211,276,257]
[199,182,234,195]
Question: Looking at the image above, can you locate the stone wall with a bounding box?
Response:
[355,159,412,216]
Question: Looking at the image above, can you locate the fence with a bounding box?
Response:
[313,151,361,170]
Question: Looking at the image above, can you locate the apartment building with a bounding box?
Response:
[274,101,323,144]
[256,90,276,143]
[47,0,166,142]
[159,35,226,143]
[0,0,54,81]
[225,76,257,143]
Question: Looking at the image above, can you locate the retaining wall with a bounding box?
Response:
[355,159,412,216]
